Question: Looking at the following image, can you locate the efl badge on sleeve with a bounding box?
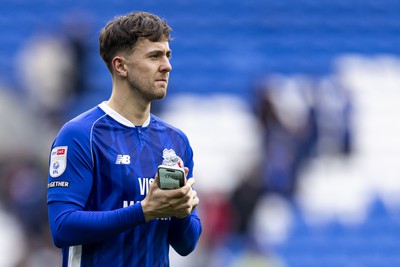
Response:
[49,146,68,178]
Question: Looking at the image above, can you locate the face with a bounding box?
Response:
[120,38,172,101]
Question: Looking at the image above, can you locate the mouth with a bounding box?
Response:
[155,78,168,84]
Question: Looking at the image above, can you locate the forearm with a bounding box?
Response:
[168,211,202,256]
[48,201,146,248]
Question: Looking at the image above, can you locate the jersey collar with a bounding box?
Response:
[99,102,151,128]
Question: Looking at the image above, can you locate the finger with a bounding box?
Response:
[192,196,199,207]
[176,204,195,218]
[173,179,194,197]
[173,190,197,208]
[190,190,199,204]
[168,178,195,199]
[186,178,195,187]
[151,173,160,189]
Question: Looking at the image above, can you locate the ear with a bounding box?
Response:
[112,56,127,77]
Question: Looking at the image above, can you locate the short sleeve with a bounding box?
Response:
[47,121,93,208]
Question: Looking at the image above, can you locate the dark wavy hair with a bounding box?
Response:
[99,11,172,73]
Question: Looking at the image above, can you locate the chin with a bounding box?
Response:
[153,91,167,100]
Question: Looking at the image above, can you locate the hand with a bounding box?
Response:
[176,177,199,218]
[141,167,199,221]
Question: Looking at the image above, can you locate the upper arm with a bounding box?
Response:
[47,121,93,209]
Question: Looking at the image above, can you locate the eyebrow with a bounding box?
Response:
[147,49,172,58]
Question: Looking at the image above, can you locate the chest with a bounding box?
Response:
[90,128,182,207]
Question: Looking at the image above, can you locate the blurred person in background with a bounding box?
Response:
[0,10,94,266]
[252,75,318,197]
[17,11,92,128]
[46,11,201,267]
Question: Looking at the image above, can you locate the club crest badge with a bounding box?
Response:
[49,146,68,178]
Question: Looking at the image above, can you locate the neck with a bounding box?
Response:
[107,92,151,126]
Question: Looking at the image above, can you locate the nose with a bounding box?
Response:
[160,57,172,72]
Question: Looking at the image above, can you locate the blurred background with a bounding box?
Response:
[1,0,400,266]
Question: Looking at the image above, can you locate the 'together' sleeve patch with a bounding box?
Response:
[49,146,68,178]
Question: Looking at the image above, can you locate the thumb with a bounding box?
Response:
[152,172,160,189]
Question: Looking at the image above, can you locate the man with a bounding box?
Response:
[47,11,202,267]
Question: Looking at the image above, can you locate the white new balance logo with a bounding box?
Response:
[115,155,131,164]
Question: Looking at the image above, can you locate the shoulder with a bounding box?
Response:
[57,106,107,141]
[150,114,189,140]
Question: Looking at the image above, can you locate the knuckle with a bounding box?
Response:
[185,207,192,215]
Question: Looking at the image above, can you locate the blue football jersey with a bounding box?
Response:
[47,102,201,267]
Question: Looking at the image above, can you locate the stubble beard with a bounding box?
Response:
[127,76,167,102]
